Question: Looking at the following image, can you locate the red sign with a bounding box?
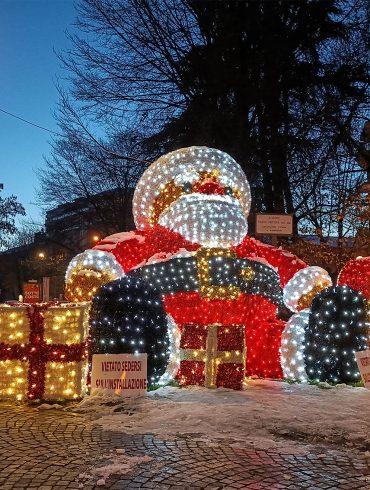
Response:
[23,283,40,304]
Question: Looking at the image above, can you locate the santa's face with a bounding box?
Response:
[158,184,248,248]
[133,147,251,247]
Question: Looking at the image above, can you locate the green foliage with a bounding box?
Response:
[308,379,364,388]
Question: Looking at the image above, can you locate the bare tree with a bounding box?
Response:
[0,189,25,250]
[38,91,149,233]
[6,220,43,249]
[39,0,369,236]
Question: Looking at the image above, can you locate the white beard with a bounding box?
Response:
[158,193,248,248]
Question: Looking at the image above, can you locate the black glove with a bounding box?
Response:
[305,285,368,384]
[90,273,169,386]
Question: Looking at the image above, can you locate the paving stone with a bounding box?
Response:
[0,402,369,489]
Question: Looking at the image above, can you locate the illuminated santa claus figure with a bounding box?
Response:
[65,147,332,389]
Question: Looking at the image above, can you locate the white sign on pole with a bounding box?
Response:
[355,350,370,389]
[91,353,148,396]
[255,214,293,236]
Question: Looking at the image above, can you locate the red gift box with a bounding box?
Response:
[0,303,89,400]
[178,323,246,390]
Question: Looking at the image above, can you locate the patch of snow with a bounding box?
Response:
[78,450,152,487]
[93,244,117,251]
[145,252,177,265]
[72,389,141,418]
[94,232,145,252]
[99,232,146,244]
[281,251,296,258]
[335,383,351,390]
[145,248,196,266]
[317,381,334,389]
[37,403,64,410]
[170,248,197,258]
[76,380,370,452]
[129,248,196,270]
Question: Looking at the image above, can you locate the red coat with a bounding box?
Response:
[94,225,308,384]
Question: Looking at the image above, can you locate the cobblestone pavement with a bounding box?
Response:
[0,402,369,489]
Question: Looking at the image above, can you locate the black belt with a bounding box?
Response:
[129,248,283,306]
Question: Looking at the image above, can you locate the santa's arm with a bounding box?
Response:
[64,231,148,302]
[235,236,332,312]
[64,226,199,302]
[93,231,148,272]
[254,240,332,312]
[252,239,307,286]
[234,236,306,286]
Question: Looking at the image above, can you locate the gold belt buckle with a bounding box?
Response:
[196,248,241,300]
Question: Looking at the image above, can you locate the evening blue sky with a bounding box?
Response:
[0,0,76,225]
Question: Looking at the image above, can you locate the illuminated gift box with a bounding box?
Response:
[178,323,246,390]
[0,303,89,401]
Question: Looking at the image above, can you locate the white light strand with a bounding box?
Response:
[158,193,248,247]
[158,315,181,385]
[280,309,310,382]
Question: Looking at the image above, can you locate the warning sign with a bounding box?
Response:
[91,353,147,397]
[255,214,293,236]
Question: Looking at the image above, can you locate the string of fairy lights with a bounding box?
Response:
[85,147,370,389]
[305,285,368,383]
[90,275,169,386]
[0,146,369,400]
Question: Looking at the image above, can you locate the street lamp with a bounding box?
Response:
[37,252,49,302]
